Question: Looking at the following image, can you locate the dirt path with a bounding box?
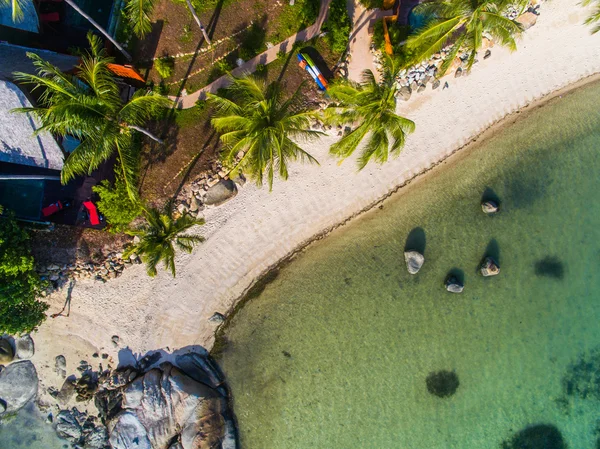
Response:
[171,0,332,108]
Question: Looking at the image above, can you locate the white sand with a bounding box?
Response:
[31,0,600,404]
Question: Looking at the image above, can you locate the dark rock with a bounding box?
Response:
[445,276,464,293]
[204,179,238,206]
[426,370,459,398]
[111,335,120,346]
[535,256,564,280]
[175,352,224,389]
[55,354,67,378]
[484,49,492,59]
[0,360,38,414]
[137,352,161,371]
[404,251,425,275]
[55,409,83,443]
[83,425,110,449]
[209,312,226,323]
[480,257,500,277]
[432,79,441,90]
[501,424,565,449]
[0,338,14,364]
[57,376,77,405]
[455,67,463,78]
[15,334,34,359]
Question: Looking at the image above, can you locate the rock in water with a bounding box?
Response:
[481,257,500,277]
[0,338,14,364]
[426,370,460,398]
[481,200,499,214]
[404,251,425,275]
[15,334,34,359]
[445,276,464,293]
[0,360,38,414]
[55,410,82,442]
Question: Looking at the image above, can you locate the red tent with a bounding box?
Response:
[82,201,100,226]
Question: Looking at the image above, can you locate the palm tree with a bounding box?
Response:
[207,75,322,190]
[322,58,415,169]
[12,32,170,199]
[125,0,156,38]
[405,0,524,76]
[2,0,132,60]
[185,0,212,45]
[583,0,600,33]
[124,205,204,277]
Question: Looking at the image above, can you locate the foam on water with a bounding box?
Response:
[218,80,600,449]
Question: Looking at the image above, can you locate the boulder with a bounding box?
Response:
[175,353,224,389]
[481,257,500,277]
[445,276,464,293]
[55,354,67,378]
[204,179,238,206]
[55,409,83,442]
[417,84,427,93]
[107,364,228,449]
[455,67,463,78]
[517,11,538,30]
[431,79,441,90]
[15,334,34,359]
[189,195,201,213]
[398,86,412,101]
[0,360,38,414]
[404,251,425,275]
[209,312,226,324]
[481,200,499,214]
[84,425,110,449]
[0,338,14,364]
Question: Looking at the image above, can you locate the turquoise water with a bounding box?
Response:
[0,403,66,449]
[217,81,600,448]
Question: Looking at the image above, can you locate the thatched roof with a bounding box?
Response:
[0,80,64,171]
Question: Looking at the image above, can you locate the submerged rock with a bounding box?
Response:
[501,424,566,449]
[445,276,464,293]
[0,338,14,364]
[535,256,564,280]
[0,360,38,414]
[404,251,425,275]
[426,370,459,398]
[55,409,83,442]
[15,334,34,359]
[480,257,500,277]
[481,200,499,214]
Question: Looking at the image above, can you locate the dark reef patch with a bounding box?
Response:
[562,348,600,400]
[425,370,459,398]
[534,256,565,280]
[501,424,566,449]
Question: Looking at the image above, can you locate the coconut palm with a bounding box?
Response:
[185,0,212,45]
[583,0,600,33]
[323,57,415,169]
[405,0,524,75]
[124,205,204,277]
[125,0,156,38]
[2,0,132,60]
[12,32,170,199]
[207,75,322,190]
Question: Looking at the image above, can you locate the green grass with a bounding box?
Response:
[173,0,241,14]
[267,0,320,43]
[173,104,210,129]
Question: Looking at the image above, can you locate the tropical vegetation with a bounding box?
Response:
[405,0,525,75]
[93,170,143,233]
[0,211,48,334]
[12,33,171,200]
[583,0,600,33]
[321,0,352,54]
[323,57,416,169]
[124,205,205,277]
[207,75,322,190]
[125,0,156,38]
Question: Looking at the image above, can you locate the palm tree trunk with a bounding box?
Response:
[185,0,212,45]
[129,125,164,144]
[64,0,133,61]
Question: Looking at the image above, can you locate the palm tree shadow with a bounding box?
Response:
[171,131,218,201]
[205,0,225,40]
[404,227,426,254]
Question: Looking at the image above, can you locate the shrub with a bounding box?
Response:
[239,22,266,60]
[322,0,351,55]
[154,57,175,79]
[93,173,142,233]
[0,211,48,334]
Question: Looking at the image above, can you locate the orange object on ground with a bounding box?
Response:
[107,64,145,83]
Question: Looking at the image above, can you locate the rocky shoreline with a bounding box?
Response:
[0,335,238,449]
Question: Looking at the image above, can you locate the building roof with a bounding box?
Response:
[0,80,64,171]
[0,0,39,33]
[107,63,145,83]
[0,42,79,79]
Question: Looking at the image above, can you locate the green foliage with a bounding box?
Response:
[321,0,351,55]
[12,33,172,201]
[180,23,193,43]
[255,63,267,75]
[240,22,266,60]
[0,213,48,334]
[125,0,156,38]
[270,0,319,42]
[207,75,323,190]
[124,205,205,277]
[405,0,524,75]
[323,57,416,169]
[93,172,143,233]
[358,0,381,9]
[208,59,233,83]
[583,0,600,33]
[155,56,175,79]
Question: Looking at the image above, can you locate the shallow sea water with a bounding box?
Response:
[218,81,600,449]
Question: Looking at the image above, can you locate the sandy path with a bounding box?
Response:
[31,0,600,396]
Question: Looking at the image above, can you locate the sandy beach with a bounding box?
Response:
[31,0,600,403]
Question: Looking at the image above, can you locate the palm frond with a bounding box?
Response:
[125,0,156,38]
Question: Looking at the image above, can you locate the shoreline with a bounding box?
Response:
[28,0,600,417]
[212,71,600,354]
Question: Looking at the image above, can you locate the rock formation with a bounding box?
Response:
[445,276,464,293]
[404,251,425,275]
[15,334,34,359]
[426,370,460,398]
[481,200,499,214]
[0,360,38,414]
[0,338,14,364]
[480,257,500,277]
